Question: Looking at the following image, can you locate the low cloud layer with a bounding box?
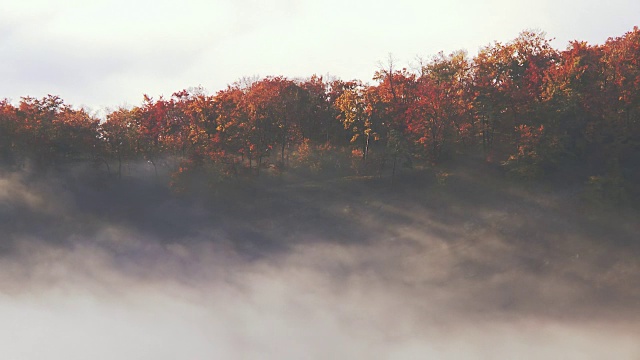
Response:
[1,168,639,359]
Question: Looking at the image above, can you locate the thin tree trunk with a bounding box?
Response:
[391,152,397,186]
[102,157,111,176]
[149,159,158,178]
[364,133,370,165]
[117,154,122,179]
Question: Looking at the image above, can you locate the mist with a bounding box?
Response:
[1,165,639,359]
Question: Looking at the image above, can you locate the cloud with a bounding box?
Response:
[1,235,639,359]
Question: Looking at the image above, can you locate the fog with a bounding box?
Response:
[1,166,639,359]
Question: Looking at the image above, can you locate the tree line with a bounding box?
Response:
[1,28,639,202]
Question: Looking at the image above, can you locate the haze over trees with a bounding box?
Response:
[1,27,639,205]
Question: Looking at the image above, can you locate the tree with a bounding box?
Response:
[51,107,100,162]
[0,100,19,165]
[406,50,473,163]
[15,95,68,168]
[100,108,140,178]
[471,30,558,167]
[335,81,381,169]
[541,40,604,172]
[297,75,337,144]
[600,27,640,174]
[214,85,250,174]
[136,95,169,176]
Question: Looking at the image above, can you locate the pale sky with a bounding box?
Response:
[1,0,639,114]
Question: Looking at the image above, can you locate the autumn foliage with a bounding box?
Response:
[1,28,639,203]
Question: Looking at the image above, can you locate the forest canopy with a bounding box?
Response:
[1,27,639,204]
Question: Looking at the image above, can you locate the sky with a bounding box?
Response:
[1,0,639,114]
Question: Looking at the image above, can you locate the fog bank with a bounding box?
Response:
[1,169,639,359]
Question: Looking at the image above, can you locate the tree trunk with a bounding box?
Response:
[391,152,398,186]
[149,159,158,178]
[117,154,122,179]
[364,133,370,165]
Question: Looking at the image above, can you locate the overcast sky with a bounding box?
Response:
[1,0,639,113]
